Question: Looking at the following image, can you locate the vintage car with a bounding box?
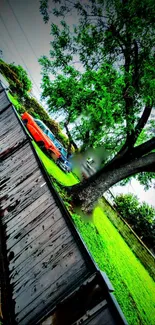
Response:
[33,117,72,173]
[21,112,72,172]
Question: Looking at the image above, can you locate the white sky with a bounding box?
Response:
[0,0,51,100]
[111,179,155,208]
[0,0,154,207]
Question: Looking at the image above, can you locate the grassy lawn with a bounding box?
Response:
[72,207,155,325]
[33,142,79,186]
[8,92,22,110]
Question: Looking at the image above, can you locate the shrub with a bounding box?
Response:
[115,194,155,251]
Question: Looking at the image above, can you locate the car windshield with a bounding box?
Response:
[34,118,67,157]
[46,130,55,141]
[34,119,55,140]
[61,148,67,157]
[53,139,67,157]
[34,119,46,131]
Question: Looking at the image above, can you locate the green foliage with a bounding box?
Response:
[39,0,155,190]
[7,83,69,150]
[115,194,155,251]
[0,59,22,91]
[40,0,155,71]
[0,58,70,149]
[1,58,73,151]
[9,63,32,95]
[136,172,155,190]
[0,59,32,99]
[40,62,125,151]
[8,93,24,112]
[71,207,155,325]
[39,0,49,23]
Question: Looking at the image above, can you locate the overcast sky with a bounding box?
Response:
[0,0,155,207]
[0,0,52,99]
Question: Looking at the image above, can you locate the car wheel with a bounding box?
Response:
[22,119,28,125]
[47,150,58,162]
[37,141,45,151]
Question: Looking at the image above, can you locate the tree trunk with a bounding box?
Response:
[69,153,155,214]
[64,121,78,155]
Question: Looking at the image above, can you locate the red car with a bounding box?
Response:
[21,112,61,161]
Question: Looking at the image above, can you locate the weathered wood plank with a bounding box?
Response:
[6,195,54,235]
[0,106,93,325]
[0,81,3,91]
[7,208,63,255]
[0,107,26,155]
[1,155,37,189]
[1,170,41,204]
[16,260,89,325]
[10,227,70,282]
[85,307,116,325]
[12,233,74,297]
[1,167,44,207]
[2,178,49,224]
[0,91,11,112]
[14,241,86,309]
[0,144,31,175]
[11,230,73,290]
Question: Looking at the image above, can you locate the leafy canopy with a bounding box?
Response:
[39,0,155,188]
[40,63,125,150]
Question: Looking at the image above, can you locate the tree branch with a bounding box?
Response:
[117,105,153,156]
[133,137,155,158]
[69,153,155,214]
[130,105,153,146]
[132,40,139,90]
[103,136,155,174]
[64,117,78,154]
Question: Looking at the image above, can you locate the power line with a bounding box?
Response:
[0,14,25,66]
[0,13,41,97]
[6,0,39,61]
[0,29,15,59]
[6,0,42,98]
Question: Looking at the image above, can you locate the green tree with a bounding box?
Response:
[40,63,124,152]
[40,0,155,213]
[9,63,32,99]
[0,59,69,149]
[115,194,155,251]
[41,68,79,152]
[0,59,32,99]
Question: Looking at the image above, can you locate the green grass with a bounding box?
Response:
[72,207,155,325]
[33,142,79,186]
[8,92,22,110]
